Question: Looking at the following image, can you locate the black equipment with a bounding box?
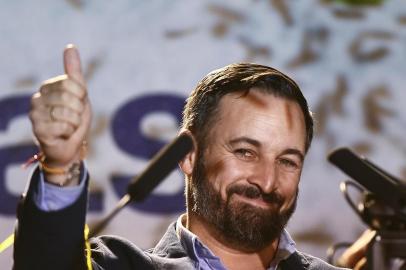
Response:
[328,147,406,270]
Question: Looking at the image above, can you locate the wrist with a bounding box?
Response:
[39,156,82,187]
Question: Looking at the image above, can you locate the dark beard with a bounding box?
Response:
[190,152,297,251]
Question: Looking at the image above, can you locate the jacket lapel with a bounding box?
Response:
[278,251,309,270]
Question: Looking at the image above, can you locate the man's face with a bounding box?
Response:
[191,89,306,251]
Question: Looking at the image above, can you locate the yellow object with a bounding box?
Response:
[84,224,93,270]
[0,233,14,253]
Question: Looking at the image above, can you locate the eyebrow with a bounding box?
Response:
[229,137,261,148]
[229,136,305,162]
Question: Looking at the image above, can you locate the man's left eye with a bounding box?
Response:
[278,158,299,170]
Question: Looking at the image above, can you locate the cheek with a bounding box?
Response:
[284,185,298,202]
[278,171,300,199]
[205,156,250,198]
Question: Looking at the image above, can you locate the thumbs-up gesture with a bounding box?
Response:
[29,44,92,186]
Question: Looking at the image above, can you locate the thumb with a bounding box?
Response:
[63,44,86,87]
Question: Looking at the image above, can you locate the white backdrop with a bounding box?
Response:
[1,0,405,268]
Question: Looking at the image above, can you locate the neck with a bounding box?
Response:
[186,212,280,270]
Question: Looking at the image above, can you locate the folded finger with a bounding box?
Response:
[42,89,85,113]
[41,76,86,100]
[49,106,81,128]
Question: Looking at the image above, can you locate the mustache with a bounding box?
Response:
[227,184,284,205]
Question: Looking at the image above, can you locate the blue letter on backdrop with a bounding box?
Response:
[111,93,186,214]
[0,95,36,215]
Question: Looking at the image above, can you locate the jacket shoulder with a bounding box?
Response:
[90,235,154,270]
[298,251,350,270]
[89,222,195,270]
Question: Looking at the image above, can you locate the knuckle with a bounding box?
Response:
[39,84,49,94]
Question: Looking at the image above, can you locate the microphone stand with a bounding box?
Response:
[88,134,193,238]
[89,194,131,238]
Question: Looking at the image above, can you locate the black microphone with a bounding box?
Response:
[127,133,194,202]
[328,147,406,211]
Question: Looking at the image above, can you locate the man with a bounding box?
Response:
[14,44,347,270]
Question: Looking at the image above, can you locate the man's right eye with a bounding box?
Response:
[234,149,255,160]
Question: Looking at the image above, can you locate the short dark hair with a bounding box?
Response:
[181,63,314,153]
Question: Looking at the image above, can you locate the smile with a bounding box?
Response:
[232,193,278,209]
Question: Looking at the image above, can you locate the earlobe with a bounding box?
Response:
[178,130,197,176]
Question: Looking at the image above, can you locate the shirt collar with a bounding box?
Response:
[270,228,297,268]
[176,214,297,270]
[176,214,226,269]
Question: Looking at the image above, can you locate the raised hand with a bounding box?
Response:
[29,44,92,186]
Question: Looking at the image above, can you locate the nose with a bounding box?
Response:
[247,160,278,194]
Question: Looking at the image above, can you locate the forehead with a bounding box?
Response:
[210,89,306,152]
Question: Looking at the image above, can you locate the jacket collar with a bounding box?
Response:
[278,251,310,270]
[152,221,188,258]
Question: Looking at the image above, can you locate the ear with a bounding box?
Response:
[178,130,197,176]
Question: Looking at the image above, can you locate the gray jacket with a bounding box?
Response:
[90,221,348,270]
[14,169,347,270]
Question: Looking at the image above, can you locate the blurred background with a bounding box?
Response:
[1,0,405,268]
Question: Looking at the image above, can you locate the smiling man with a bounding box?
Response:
[182,89,305,269]
[14,45,347,270]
